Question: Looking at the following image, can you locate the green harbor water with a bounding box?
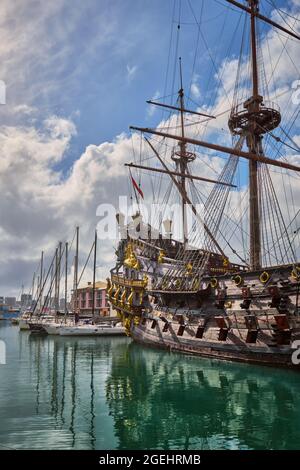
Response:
[0,321,300,450]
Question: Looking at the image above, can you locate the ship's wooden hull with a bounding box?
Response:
[110,239,300,369]
[131,316,300,369]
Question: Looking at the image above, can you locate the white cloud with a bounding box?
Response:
[126,64,138,81]
[190,80,201,100]
[0,114,143,294]
[146,90,160,117]
[12,104,37,115]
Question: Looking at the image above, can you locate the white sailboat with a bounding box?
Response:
[59,231,125,336]
[59,322,125,336]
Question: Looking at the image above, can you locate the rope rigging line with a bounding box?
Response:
[187,0,233,110]
[267,0,300,34]
[129,0,300,289]
[153,137,248,291]
[187,0,203,105]
[77,240,95,288]
[266,0,300,23]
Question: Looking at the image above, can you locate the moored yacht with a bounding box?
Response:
[59,322,125,336]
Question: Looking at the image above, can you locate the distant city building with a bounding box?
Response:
[0,296,4,305]
[21,293,32,307]
[42,296,56,308]
[59,298,67,311]
[74,281,110,317]
[5,297,16,307]
[39,296,70,312]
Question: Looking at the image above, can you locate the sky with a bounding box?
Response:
[0,0,299,297]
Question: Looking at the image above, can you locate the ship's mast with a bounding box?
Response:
[228,0,288,269]
[167,58,199,247]
[248,0,261,270]
[177,58,188,248]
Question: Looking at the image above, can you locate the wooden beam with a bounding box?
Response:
[129,126,300,173]
[125,163,237,188]
[225,0,300,41]
[146,100,215,119]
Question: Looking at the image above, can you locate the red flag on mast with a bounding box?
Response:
[131,175,144,199]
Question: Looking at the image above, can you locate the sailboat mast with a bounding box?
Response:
[248,0,261,270]
[54,247,58,312]
[31,273,35,309]
[39,251,44,312]
[65,242,68,317]
[57,242,62,311]
[73,226,79,313]
[91,230,97,320]
[49,263,53,312]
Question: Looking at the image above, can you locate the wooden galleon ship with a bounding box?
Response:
[108,0,300,368]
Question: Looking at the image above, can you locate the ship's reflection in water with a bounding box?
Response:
[0,323,300,450]
[106,344,300,450]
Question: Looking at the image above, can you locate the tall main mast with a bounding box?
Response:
[131,0,300,267]
[228,0,281,270]
[248,0,261,270]
[177,58,188,247]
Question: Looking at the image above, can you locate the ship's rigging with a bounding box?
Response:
[108,0,300,368]
[125,0,300,291]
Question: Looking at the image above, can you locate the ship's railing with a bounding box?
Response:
[209,263,248,274]
[111,274,145,288]
[230,100,280,117]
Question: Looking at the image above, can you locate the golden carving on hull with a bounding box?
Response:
[127,288,134,307]
[143,274,148,288]
[124,242,141,269]
[113,286,121,301]
[107,282,115,297]
[124,242,133,267]
[291,266,300,280]
[158,250,166,264]
[123,317,132,336]
[185,263,193,275]
[120,288,127,306]
[132,258,141,270]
